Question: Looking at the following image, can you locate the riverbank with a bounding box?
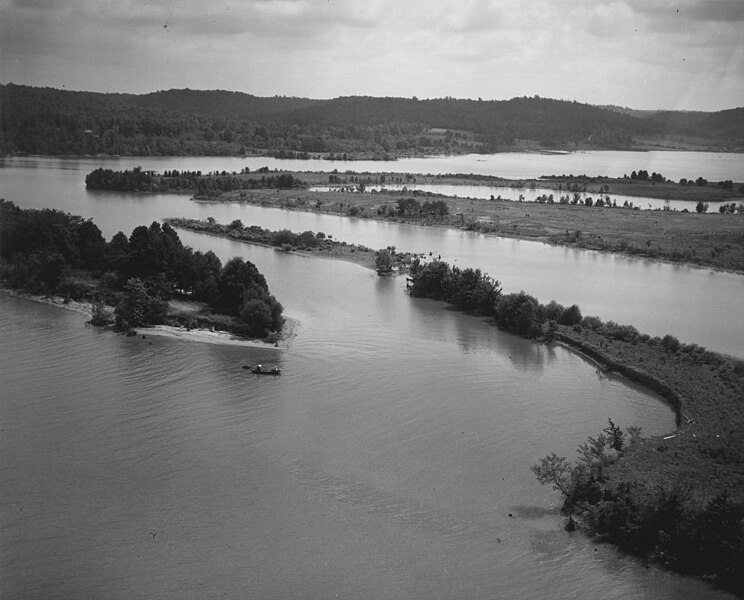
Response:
[550,323,744,595]
[0,288,295,349]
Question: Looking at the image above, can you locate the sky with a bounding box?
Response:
[1,0,743,111]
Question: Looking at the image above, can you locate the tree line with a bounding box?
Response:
[0,200,283,338]
[4,84,741,157]
[407,258,582,334]
[85,167,303,193]
[167,217,338,253]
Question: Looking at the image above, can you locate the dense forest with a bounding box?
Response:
[0,200,283,338]
[407,257,744,596]
[2,84,742,157]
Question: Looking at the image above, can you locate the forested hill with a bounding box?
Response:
[129,88,320,118]
[1,83,742,157]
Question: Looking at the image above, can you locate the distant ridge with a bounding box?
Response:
[1,84,742,156]
[130,88,319,118]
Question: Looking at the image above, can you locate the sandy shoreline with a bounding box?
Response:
[1,288,299,349]
[140,324,284,348]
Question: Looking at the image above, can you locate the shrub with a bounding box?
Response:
[581,315,604,331]
[661,334,682,353]
[494,292,543,337]
[545,300,565,321]
[90,301,113,326]
[604,321,639,342]
[557,304,582,326]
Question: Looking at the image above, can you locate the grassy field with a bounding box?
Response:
[210,180,744,273]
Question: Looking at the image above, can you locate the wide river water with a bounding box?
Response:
[1,153,742,599]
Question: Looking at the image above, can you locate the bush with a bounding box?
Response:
[90,301,113,326]
[581,315,604,331]
[604,321,639,342]
[494,292,543,337]
[375,248,395,275]
[661,334,682,353]
[557,304,582,326]
[545,300,565,321]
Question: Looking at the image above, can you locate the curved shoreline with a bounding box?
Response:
[1,288,297,349]
[553,333,683,427]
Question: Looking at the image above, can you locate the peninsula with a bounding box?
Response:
[171,214,744,595]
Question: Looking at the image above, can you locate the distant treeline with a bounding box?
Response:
[0,200,283,338]
[3,84,743,157]
[85,166,304,193]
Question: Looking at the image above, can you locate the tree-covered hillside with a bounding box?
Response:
[1,84,741,157]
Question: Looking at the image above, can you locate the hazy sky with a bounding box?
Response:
[1,0,742,111]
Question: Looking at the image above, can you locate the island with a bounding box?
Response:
[85,166,744,273]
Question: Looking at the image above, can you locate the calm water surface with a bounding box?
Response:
[3,156,741,357]
[341,183,733,212]
[0,155,741,599]
[5,149,741,180]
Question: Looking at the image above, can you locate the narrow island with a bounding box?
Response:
[86,166,744,273]
[164,217,417,274]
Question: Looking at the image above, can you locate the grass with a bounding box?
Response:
[208,180,744,273]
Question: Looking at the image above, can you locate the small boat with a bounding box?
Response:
[244,364,281,375]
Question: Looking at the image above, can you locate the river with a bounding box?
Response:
[2,155,742,357]
[312,182,733,213]
[0,154,741,599]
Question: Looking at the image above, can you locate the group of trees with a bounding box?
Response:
[0,199,107,292]
[407,258,582,335]
[394,197,449,219]
[85,167,303,194]
[0,200,283,338]
[532,421,744,594]
[171,217,331,253]
[408,259,502,314]
[629,170,666,182]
